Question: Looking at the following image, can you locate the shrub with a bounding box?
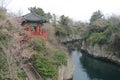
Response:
[53,50,67,66]
[17,71,26,79]
[109,34,120,57]
[82,24,111,45]
[30,55,57,79]
[55,26,67,37]
[30,32,67,79]
[30,37,46,52]
[30,48,67,79]
[89,26,105,33]
[89,30,111,46]
[0,31,11,46]
[92,33,106,45]
[82,31,92,41]
[0,52,8,79]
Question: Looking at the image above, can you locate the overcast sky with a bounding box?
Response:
[7,0,120,22]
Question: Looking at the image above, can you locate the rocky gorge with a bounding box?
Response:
[81,41,120,66]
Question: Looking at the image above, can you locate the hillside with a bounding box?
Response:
[0,7,74,80]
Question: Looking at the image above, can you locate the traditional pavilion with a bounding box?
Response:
[21,12,48,40]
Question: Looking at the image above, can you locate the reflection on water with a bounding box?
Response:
[72,51,120,80]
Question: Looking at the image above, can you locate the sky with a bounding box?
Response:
[7,0,120,22]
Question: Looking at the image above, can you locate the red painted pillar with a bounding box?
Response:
[27,26,31,36]
[35,26,39,35]
[33,26,39,36]
[39,26,42,35]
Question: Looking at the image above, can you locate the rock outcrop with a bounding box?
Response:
[58,56,74,80]
[81,41,120,65]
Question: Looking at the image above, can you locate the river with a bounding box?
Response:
[72,50,120,80]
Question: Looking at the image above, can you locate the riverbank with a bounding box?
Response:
[72,50,120,80]
[81,41,120,66]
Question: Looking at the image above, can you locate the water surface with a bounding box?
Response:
[72,51,120,80]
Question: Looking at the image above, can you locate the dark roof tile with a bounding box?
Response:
[22,12,46,22]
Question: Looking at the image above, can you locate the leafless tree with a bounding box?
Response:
[0,0,12,8]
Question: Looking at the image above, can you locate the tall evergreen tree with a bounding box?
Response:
[90,10,103,23]
[59,15,69,26]
[28,6,45,17]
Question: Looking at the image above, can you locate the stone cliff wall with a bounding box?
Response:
[58,56,74,80]
[81,41,120,65]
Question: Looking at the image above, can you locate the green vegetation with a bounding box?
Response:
[29,6,82,39]
[90,32,109,45]
[0,52,8,80]
[110,34,120,56]
[0,7,26,79]
[0,12,12,79]
[17,71,26,79]
[31,37,46,52]
[82,12,120,57]
[30,37,67,79]
[29,7,46,17]
[55,26,68,37]
[0,30,11,46]
[53,50,67,66]
[90,10,103,23]
[59,15,70,26]
[1,4,120,79]
[28,6,52,22]
[83,27,111,45]
[31,54,57,79]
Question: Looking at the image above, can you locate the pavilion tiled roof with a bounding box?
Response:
[22,12,47,23]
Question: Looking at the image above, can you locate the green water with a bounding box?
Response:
[72,51,120,80]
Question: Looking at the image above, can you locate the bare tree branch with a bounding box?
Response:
[0,0,12,8]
